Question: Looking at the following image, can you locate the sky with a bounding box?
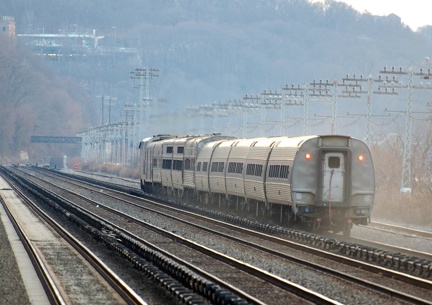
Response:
[313,0,431,31]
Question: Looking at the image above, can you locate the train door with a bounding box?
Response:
[321,152,345,202]
[148,150,153,180]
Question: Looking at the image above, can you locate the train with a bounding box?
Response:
[138,133,375,236]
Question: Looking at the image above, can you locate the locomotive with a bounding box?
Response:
[139,133,375,236]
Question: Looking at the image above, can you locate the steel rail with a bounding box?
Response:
[1,171,147,305]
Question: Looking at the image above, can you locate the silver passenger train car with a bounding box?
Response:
[139,134,375,236]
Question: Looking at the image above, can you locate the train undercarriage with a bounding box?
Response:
[141,181,367,237]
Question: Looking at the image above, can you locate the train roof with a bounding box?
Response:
[138,134,175,148]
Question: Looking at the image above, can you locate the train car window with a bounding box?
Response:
[177,147,184,153]
[173,160,183,170]
[280,165,289,178]
[197,162,201,171]
[153,158,158,167]
[229,162,243,174]
[255,164,263,177]
[166,146,173,153]
[217,162,224,172]
[269,165,280,178]
[162,159,172,169]
[236,163,243,174]
[246,164,255,176]
[328,156,340,168]
[211,162,218,172]
[203,162,208,172]
[184,158,191,170]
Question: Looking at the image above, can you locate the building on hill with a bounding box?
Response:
[1,16,15,38]
[17,28,139,63]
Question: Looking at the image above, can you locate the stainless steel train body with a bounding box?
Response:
[139,134,232,194]
[139,134,375,235]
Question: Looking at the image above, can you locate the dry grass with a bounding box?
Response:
[371,145,432,228]
[79,161,140,179]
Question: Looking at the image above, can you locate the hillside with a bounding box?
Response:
[1,0,432,150]
[2,0,431,109]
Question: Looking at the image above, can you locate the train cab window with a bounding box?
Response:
[166,146,173,153]
[203,162,208,172]
[328,156,340,168]
[177,147,184,153]
[196,162,201,171]
[153,158,158,167]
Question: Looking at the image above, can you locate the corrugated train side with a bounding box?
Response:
[139,134,375,236]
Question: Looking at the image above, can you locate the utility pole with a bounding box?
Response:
[280,85,307,135]
[340,74,382,144]
[130,68,159,163]
[242,94,260,137]
[260,90,285,136]
[112,26,117,63]
[309,80,337,133]
[380,65,432,195]
[96,95,117,125]
[229,99,250,137]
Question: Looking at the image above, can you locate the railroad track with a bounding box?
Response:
[7,166,341,304]
[369,221,432,238]
[0,171,146,305]
[348,233,432,262]
[43,168,432,278]
[338,222,432,261]
[9,166,432,304]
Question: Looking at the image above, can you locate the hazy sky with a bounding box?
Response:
[312,0,430,31]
